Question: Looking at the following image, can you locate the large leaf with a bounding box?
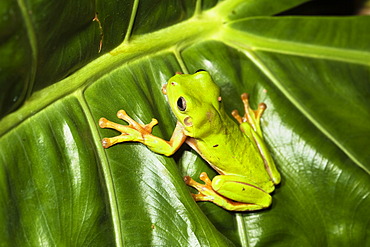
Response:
[1,0,370,246]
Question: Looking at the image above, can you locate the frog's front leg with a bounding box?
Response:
[99,110,158,148]
[99,110,187,156]
[184,172,272,211]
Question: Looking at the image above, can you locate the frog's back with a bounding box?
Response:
[187,116,273,186]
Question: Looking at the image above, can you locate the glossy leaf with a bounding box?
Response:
[1,0,370,246]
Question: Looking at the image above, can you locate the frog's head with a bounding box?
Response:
[162,70,223,137]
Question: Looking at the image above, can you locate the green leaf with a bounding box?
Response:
[1,0,370,246]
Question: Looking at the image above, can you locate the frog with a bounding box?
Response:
[98,70,281,211]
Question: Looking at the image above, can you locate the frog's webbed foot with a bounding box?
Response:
[99,110,158,148]
[184,172,214,201]
[231,93,266,137]
[184,172,264,211]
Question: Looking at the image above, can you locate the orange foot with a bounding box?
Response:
[231,93,266,135]
[184,172,263,211]
[99,110,158,148]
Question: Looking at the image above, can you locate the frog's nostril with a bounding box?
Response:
[161,84,167,94]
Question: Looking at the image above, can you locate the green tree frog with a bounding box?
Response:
[99,70,281,211]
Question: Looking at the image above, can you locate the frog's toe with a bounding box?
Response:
[191,192,213,201]
[256,103,266,119]
[231,109,243,124]
[101,138,113,148]
[143,118,158,132]
[99,118,109,128]
[199,172,212,186]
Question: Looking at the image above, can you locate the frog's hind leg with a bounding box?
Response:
[231,93,266,138]
[184,172,271,211]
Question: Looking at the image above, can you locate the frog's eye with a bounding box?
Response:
[177,97,187,111]
[195,69,206,73]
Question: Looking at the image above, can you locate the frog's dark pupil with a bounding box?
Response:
[177,97,186,111]
[195,69,206,73]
